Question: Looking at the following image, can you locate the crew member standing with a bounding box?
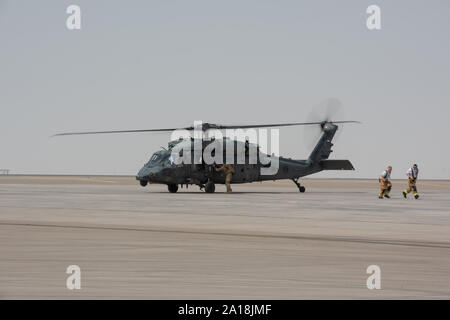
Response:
[379,166,393,199]
[215,163,235,193]
[403,164,419,199]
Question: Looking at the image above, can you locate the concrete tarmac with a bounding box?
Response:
[1,175,450,299]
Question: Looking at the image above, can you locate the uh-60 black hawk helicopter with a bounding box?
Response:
[55,117,359,193]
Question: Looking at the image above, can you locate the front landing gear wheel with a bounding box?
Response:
[168,184,178,193]
[139,180,148,187]
[205,182,215,193]
[299,186,306,193]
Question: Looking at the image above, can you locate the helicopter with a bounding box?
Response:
[54,119,359,193]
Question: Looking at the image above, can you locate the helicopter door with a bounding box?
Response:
[243,146,259,182]
[245,164,260,182]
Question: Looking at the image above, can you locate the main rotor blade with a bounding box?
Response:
[52,127,184,137]
[52,120,361,137]
[216,120,361,129]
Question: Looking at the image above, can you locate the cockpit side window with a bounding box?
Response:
[161,154,170,166]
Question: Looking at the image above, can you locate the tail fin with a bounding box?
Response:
[308,122,338,164]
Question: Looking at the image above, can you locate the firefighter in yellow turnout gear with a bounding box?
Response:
[379,166,393,199]
[215,163,235,193]
[403,164,419,199]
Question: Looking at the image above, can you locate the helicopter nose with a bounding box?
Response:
[137,167,150,180]
[137,167,146,178]
[137,166,159,181]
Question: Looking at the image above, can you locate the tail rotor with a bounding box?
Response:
[303,98,351,148]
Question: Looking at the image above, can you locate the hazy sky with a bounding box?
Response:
[1,0,449,178]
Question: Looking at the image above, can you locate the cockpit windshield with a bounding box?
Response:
[146,153,162,166]
[146,152,176,167]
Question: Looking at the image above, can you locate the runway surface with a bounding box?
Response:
[1,175,450,299]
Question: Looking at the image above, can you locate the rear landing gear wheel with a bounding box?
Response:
[205,182,215,193]
[168,184,178,193]
[292,178,305,193]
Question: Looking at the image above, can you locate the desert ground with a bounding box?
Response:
[1,175,449,299]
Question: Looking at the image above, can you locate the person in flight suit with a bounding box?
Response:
[215,163,235,193]
[403,164,419,199]
[379,166,393,199]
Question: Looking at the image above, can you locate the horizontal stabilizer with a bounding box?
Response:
[320,160,354,170]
